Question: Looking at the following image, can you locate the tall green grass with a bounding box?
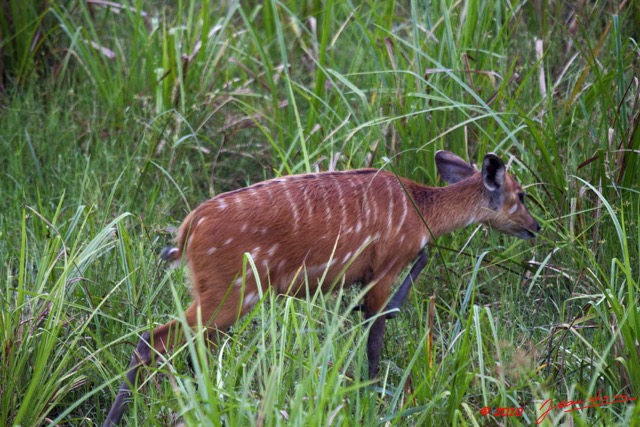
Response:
[1,0,638,425]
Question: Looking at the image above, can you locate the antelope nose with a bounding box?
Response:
[533,221,541,233]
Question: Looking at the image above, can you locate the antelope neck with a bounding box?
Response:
[409,177,486,239]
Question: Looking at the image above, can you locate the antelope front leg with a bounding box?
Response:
[104,331,153,427]
[104,321,180,427]
[364,250,428,377]
[366,314,387,379]
[363,274,399,379]
[353,249,428,320]
[385,248,428,318]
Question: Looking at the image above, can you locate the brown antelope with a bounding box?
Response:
[104,150,540,425]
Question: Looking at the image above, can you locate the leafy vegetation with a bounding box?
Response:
[1,0,638,425]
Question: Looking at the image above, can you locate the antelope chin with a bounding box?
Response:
[514,229,537,240]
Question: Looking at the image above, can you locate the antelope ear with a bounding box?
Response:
[482,153,505,192]
[435,150,476,184]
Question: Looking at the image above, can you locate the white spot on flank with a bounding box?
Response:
[342,251,353,264]
[224,238,233,245]
[283,187,300,231]
[398,199,408,234]
[187,235,194,250]
[508,204,518,214]
[386,180,395,232]
[420,235,428,249]
[250,247,261,259]
[465,215,477,227]
[324,202,333,225]
[369,188,379,227]
[243,292,259,308]
[218,200,227,210]
[267,245,279,257]
[320,259,337,270]
[304,265,319,276]
[197,217,206,227]
[235,269,253,287]
[332,176,348,232]
[207,247,217,255]
[241,223,248,232]
[305,259,337,276]
[355,221,363,234]
[362,194,371,224]
[358,235,376,252]
[302,187,314,216]
[387,213,394,234]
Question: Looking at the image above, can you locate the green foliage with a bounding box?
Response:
[1,0,638,425]
[0,0,55,87]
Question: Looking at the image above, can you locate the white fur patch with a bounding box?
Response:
[332,176,348,233]
[385,179,395,231]
[267,245,279,257]
[305,259,337,276]
[243,292,260,308]
[283,187,300,230]
[398,200,408,233]
[166,247,179,257]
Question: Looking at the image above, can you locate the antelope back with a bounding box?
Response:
[169,170,429,302]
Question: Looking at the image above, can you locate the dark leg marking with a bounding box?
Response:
[385,249,428,318]
[366,314,387,378]
[103,332,153,427]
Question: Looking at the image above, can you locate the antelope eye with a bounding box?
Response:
[518,192,526,203]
